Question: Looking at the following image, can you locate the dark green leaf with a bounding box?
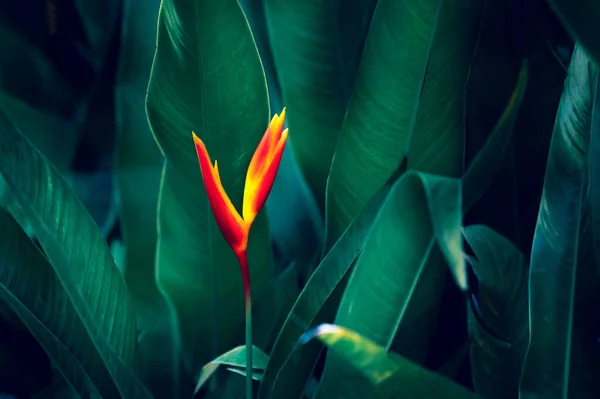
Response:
[408,0,484,178]
[194,345,268,394]
[263,0,373,210]
[0,112,151,398]
[463,225,528,398]
[250,263,300,352]
[519,44,598,399]
[258,159,407,399]
[115,0,172,396]
[0,91,78,174]
[462,61,528,212]
[547,0,600,66]
[325,0,442,247]
[315,171,465,399]
[0,209,103,397]
[115,0,164,311]
[146,0,272,369]
[303,324,480,398]
[75,0,122,61]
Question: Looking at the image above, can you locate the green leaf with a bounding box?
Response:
[463,0,566,254]
[437,340,470,380]
[250,263,300,351]
[407,0,483,177]
[146,0,272,369]
[0,91,78,174]
[463,225,528,399]
[0,112,151,398]
[547,0,600,66]
[115,0,164,310]
[225,367,264,382]
[0,209,103,397]
[115,0,172,397]
[520,45,598,399]
[462,61,528,212]
[303,324,480,398]
[263,0,373,210]
[194,345,269,394]
[325,0,442,248]
[315,171,465,399]
[258,159,407,399]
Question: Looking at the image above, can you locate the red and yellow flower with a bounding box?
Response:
[192,109,288,297]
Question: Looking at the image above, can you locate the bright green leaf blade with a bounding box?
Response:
[194,345,269,394]
[316,171,464,399]
[263,0,372,210]
[462,61,528,212]
[463,225,528,398]
[520,45,597,399]
[303,324,480,398]
[146,0,272,368]
[547,0,600,67]
[325,0,442,248]
[258,159,407,399]
[408,0,483,178]
[0,112,151,398]
[0,209,104,398]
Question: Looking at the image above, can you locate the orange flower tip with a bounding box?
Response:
[192,132,203,147]
[281,128,289,141]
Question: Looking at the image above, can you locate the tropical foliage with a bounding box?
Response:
[0,0,598,398]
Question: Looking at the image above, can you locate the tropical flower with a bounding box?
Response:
[192,108,288,258]
[192,108,288,399]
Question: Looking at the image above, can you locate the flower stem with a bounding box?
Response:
[237,250,253,399]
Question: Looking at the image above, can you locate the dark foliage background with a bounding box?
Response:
[0,0,597,398]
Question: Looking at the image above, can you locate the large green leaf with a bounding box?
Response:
[325,0,442,248]
[146,0,273,371]
[249,263,300,352]
[407,0,483,178]
[115,0,170,396]
[0,112,150,398]
[463,225,528,399]
[303,324,480,398]
[263,0,374,210]
[315,172,464,399]
[519,45,598,399]
[258,159,407,399]
[241,0,324,282]
[115,0,164,312]
[547,0,600,66]
[0,208,104,398]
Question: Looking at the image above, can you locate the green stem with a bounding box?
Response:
[245,290,253,399]
[237,250,253,399]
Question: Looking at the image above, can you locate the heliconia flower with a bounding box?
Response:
[192,108,288,257]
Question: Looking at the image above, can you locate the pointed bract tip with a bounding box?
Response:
[299,323,339,345]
